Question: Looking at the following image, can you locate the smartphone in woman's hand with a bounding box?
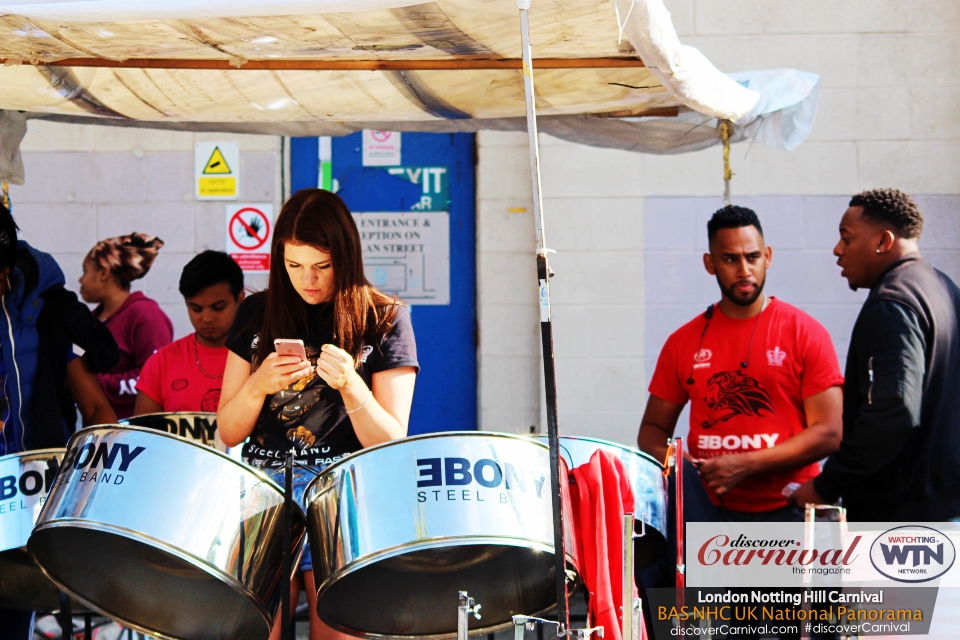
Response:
[274,338,307,361]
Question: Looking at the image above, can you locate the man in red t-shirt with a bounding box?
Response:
[638,206,844,521]
[134,251,245,414]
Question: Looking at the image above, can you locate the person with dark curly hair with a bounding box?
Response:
[791,188,960,521]
[79,232,173,419]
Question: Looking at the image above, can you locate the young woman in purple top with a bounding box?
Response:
[79,232,173,419]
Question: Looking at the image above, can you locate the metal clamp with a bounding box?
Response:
[458,591,482,640]
[512,616,604,640]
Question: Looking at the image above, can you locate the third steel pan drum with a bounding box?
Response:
[536,435,668,568]
[0,449,67,611]
[305,432,579,638]
[120,412,244,462]
[28,425,306,640]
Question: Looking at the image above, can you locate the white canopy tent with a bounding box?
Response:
[0,0,819,183]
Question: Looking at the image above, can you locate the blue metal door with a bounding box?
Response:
[290,133,477,434]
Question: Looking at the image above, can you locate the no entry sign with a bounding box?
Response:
[225,203,273,272]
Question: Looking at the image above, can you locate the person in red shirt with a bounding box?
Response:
[638,206,844,521]
[134,251,245,414]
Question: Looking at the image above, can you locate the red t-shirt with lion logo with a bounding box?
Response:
[648,298,843,512]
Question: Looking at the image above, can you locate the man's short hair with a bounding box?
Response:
[0,203,19,272]
[849,188,923,239]
[707,205,763,244]
[178,250,244,299]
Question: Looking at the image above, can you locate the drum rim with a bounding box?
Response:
[537,434,665,469]
[65,423,284,494]
[303,431,549,497]
[314,537,576,640]
[0,448,66,464]
[29,516,305,640]
[119,411,217,422]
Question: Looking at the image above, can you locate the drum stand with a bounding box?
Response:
[622,514,643,640]
[457,592,482,640]
[53,594,96,640]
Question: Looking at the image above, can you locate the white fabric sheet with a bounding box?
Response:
[610,0,760,121]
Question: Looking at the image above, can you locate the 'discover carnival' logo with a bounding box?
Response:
[869,526,956,583]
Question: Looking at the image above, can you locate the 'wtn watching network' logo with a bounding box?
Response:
[869,526,956,583]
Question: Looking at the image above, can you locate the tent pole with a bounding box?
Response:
[519,5,569,631]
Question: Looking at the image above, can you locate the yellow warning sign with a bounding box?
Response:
[202,147,232,174]
[198,177,237,197]
[195,142,239,200]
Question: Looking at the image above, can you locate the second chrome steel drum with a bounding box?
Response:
[538,436,668,568]
[0,449,66,611]
[305,432,579,638]
[28,425,306,640]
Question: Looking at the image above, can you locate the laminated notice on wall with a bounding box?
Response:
[353,211,449,305]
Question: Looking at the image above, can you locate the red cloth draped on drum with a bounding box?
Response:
[569,449,646,640]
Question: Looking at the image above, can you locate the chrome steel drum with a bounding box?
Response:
[120,412,244,462]
[0,449,72,611]
[28,425,306,640]
[537,435,668,568]
[305,432,579,638]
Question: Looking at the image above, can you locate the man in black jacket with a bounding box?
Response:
[791,189,960,521]
[0,203,119,637]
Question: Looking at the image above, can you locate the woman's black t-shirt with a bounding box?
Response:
[225,292,419,469]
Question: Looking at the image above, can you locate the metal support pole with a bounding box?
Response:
[622,513,635,640]
[519,5,569,631]
[621,513,643,640]
[673,437,685,608]
[281,449,294,640]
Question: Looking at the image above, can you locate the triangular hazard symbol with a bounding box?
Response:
[203,147,232,174]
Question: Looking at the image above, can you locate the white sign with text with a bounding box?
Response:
[362,130,401,166]
[352,211,449,305]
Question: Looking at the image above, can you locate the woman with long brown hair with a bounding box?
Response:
[218,189,418,640]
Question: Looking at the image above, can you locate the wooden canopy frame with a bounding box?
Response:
[0,56,645,70]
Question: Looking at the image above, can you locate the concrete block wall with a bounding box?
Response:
[8,120,281,339]
[477,0,960,445]
[477,130,649,441]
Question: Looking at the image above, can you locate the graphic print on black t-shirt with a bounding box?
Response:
[225,292,419,468]
[268,344,341,449]
[701,369,775,429]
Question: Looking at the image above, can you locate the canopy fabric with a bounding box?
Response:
[0,0,821,184]
[0,0,756,122]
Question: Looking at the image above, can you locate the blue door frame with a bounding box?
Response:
[290,133,477,434]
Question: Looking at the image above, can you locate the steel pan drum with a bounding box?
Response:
[537,435,668,568]
[0,449,73,611]
[28,425,306,640]
[120,412,244,462]
[305,432,579,638]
